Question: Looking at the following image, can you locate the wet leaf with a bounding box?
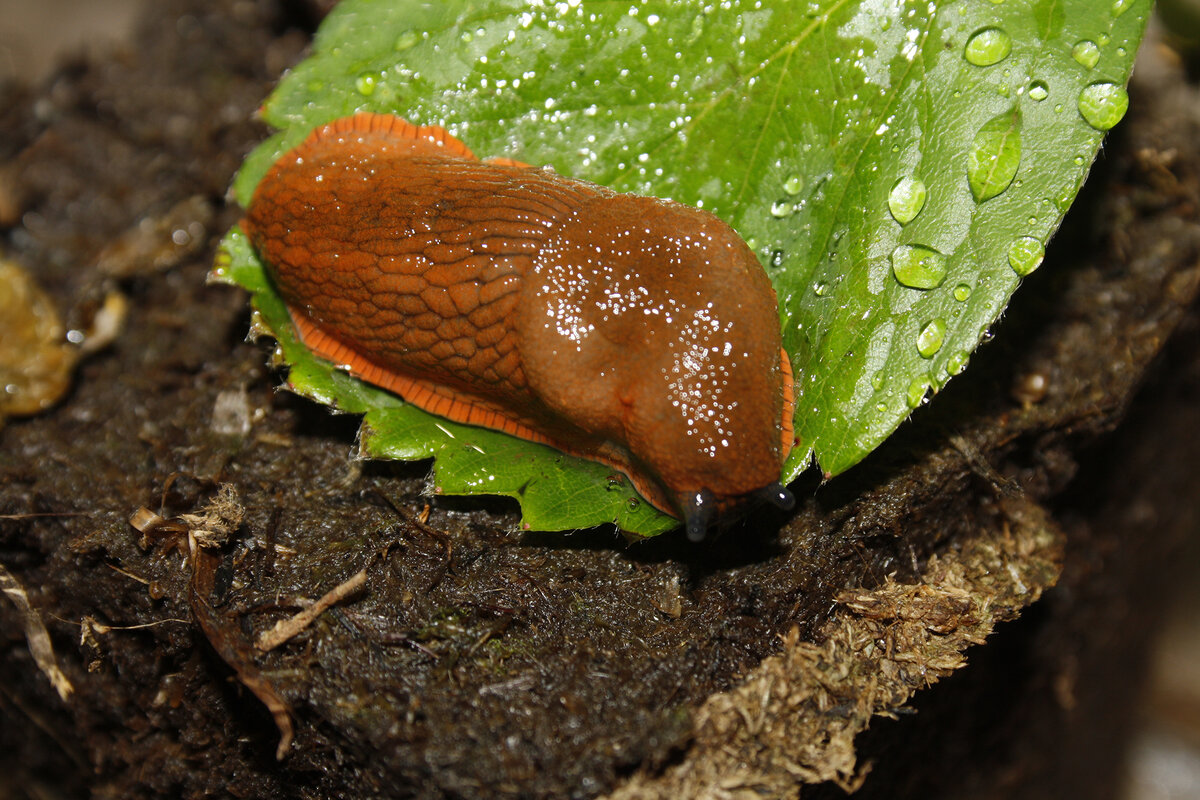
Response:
[216,0,1150,533]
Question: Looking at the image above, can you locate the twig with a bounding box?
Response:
[189,548,294,760]
[255,569,369,652]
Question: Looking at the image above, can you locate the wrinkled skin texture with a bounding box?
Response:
[243,113,792,522]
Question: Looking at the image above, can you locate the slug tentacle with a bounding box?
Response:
[757,482,796,511]
[242,112,796,532]
[684,489,716,543]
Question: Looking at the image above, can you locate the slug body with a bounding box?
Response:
[243,113,794,534]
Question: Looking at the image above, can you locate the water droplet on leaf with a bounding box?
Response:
[947,351,970,375]
[953,283,972,302]
[1077,82,1129,131]
[355,74,377,96]
[888,177,927,225]
[916,318,947,358]
[783,175,805,195]
[1072,40,1101,69]
[1008,236,1046,276]
[1111,0,1134,16]
[1028,80,1049,101]
[770,200,794,218]
[968,108,1022,202]
[394,31,422,53]
[906,376,932,408]
[891,244,948,289]
[964,27,1013,66]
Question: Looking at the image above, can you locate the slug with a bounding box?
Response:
[243,112,795,539]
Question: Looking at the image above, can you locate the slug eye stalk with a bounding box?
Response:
[684,489,715,543]
[683,481,794,542]
[758,482,795,512]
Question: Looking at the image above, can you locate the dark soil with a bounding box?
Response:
[1,2,1197,799]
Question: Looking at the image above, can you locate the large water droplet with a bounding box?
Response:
[968,108,1022,202]
[1008,236,1046,276]
[906,376,932,408]
[891,244,948,289]
[888,177,927,225]
[1028,80,1049,101]
[1072,40,1101,69]
[953,283,972,302]
[1077,82,1129,131]
[1111,0,1134,16]
[964,27,1013,66]
[783,175,805,195]
[916,318,947,358]
[770,200,794,218]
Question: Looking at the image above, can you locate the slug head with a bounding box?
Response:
[619,220,794,529]
[522,192,794,533]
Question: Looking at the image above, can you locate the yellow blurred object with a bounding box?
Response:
[0,260,77,422]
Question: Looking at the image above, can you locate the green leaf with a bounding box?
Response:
[215,0,1150,533]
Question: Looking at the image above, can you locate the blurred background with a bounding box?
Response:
[0,0,139,84]
[0,1,1197,797]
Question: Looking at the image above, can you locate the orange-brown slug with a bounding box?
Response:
[243,113,795,539]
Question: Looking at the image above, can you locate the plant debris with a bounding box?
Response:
[0,259,76,425]
[0,561,74,702]
[255,567,368,652]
